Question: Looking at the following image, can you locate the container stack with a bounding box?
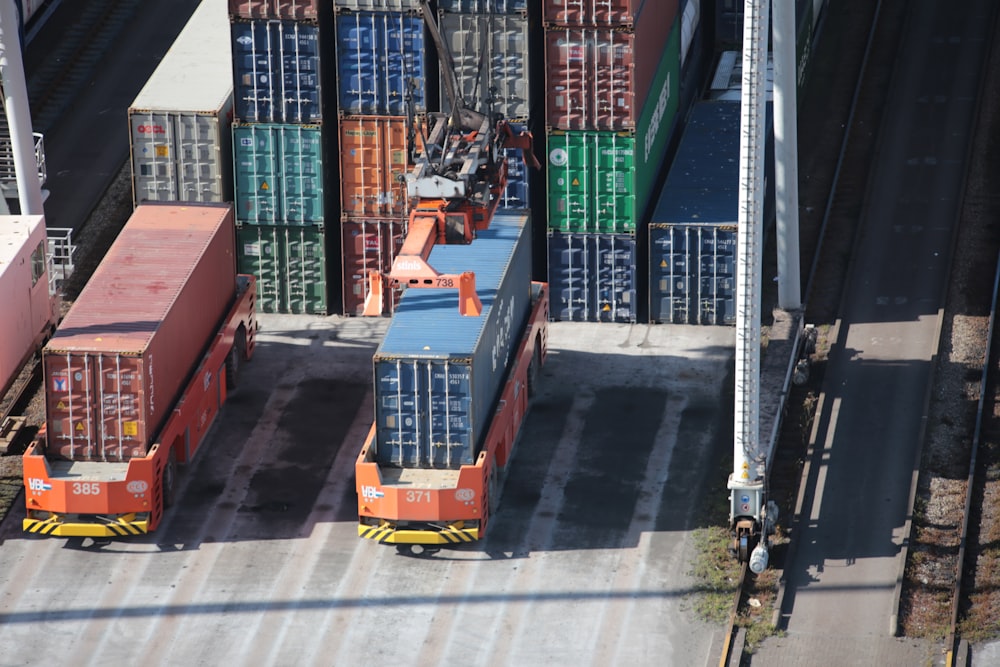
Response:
[128,0,234,208]
[334,1,429,316]
[544,0,681,322]
[228,0,331,314]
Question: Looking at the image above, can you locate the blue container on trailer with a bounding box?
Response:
[231,19,322,123]
[547,231,637,323]
[335,9,427,116]
[374,212,533,469]
[233,123,325,225]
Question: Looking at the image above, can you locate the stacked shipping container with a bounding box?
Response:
[128,0,234,207]
[544,1,681,322]
[229,0,331,314]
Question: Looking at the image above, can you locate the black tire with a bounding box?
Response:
[225,327,246,391]
[162,448,177,509]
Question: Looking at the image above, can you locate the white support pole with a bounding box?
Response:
[773,0,801,309]
[731,0,769,515]
[0,0,43,216]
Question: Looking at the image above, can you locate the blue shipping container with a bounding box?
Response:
[374,212,533,469]
[500,122,530,210]
[336,10,427,116]
[548,231,637,323]
[647,100,772,325]
[231,19,322,123]
[649,223,737,325]
[233,123,325,225]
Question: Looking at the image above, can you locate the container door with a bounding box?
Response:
[131,111,177,204]
[44,352,99,460]
[175,113,223,203]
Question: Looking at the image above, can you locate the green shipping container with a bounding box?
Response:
[547,20,680,233]
[233,123,325,225]
[237,224,328,314]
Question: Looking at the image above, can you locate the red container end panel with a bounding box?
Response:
[43,204,238,462]
[545,15,676,131]
[341,218,405,316]
[543,0,677,27]
[228,0,318,20]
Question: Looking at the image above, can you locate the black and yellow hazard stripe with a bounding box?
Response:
[358,522,480,545]
[23,515,148,538]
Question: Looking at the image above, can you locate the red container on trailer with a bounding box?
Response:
[43,204,238,462]
[545,5,677,131]
[228,0,318,20]
[341,217,405,316]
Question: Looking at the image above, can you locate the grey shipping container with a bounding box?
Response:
[129,0,233,206]
[439,11,531,121]
[374,212,532,469]
[547,231,637,323]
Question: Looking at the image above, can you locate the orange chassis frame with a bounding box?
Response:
[22,275,257,537]
[356,282,549,545]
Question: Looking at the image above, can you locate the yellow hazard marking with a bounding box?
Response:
[260,181,270,190]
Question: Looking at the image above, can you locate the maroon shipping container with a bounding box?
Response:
[341,218,405,316]
[545,7,677,131]
[543,0,673,26]
[228,0,318,19]
[43,204,238,462]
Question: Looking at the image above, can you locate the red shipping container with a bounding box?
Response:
[545,8,677,131]
[228,0,318,19]
[341,218,405,316]
[543,0,674,26]
[338,115,423,218]
[43,204,238,462]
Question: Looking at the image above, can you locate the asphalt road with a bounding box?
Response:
[0,318,735,665]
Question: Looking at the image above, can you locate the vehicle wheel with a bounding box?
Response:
[162,449,177,509]
[225,327,246,390]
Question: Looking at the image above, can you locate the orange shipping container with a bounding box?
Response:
[338,115,423,218]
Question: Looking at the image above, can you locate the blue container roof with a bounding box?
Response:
[377,212,528,358]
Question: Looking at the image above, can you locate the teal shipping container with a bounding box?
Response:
[546,19,679,233]
[237,224,328,314]
[233,123,325,225]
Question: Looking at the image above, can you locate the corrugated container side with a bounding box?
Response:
[231,19,323,123]
[334,0,420,9]
[228,0,319,19]
[335,9,427,116]
[44,205,237,461]
[649,223,736,325]
[0,216,50,397]
[500,121,531,210]
[233,123,325,225]
[438,0,526,11]
[543,0,676,26]
[544,7,676,131]
[341,217,404,316]
[546,20,679,233]
[374,212,532,469]
[440,11,530,122]
[547,231,636,323]
[338,115,415,218]
[129,0,233,206]
[237,223,328,314]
